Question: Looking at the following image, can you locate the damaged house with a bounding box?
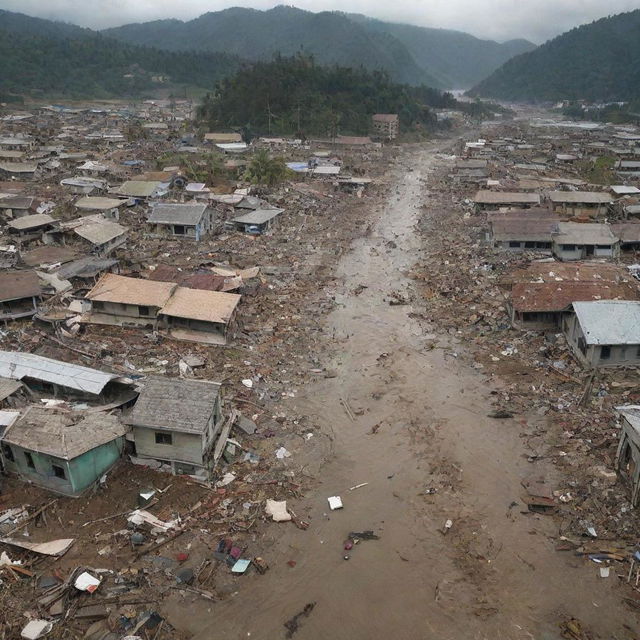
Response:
[615,406,640,507]
[84,273,176,328]
[125,377,224,476]
[563,300,640,368]
[551,222,620,261]
[0,350,135,405]
[0,270,42,321]
[489,216,555,251]
[473,191,541,212]
[147,202,215,240]
[158,286,241,345]
[509,281,640,330]
[0,407,126,497]
[548,191,612,218]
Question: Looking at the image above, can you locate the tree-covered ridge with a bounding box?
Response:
[103,5,534,89]
[469,10,640,102]
[0,28,240,99]
[196,55,464,138]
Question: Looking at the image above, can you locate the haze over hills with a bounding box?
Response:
[0,9,240,99]
[103,6,535,89]
[470,10,640,102]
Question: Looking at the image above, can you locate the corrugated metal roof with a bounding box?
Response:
[573,300,640,345]
[86,273,176,307]
[159,287,240,325]
[3,407,125,459]
[0,351,119,395]
[125,376,220,434]
[148,203,207,225]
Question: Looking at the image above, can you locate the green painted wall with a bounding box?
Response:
[2,438,124,496]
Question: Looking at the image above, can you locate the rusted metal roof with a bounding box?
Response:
[511,281,640,313]
[0,270,41,302]
[474,191,541,205]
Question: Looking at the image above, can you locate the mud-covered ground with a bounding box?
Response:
[2,134,640,640]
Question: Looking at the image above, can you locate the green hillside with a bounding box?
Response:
[346,14,534,89]
[470,10,640,102]
[104,6,535,89]
[0,10,240,99]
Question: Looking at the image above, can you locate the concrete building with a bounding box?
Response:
[371,114,399,140]
[0,271,41,322]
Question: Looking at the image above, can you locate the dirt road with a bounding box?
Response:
[192,145,636,639]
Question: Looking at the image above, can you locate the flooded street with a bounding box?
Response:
[195,144,634,640]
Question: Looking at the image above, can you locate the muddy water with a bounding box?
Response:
[193,147,636,639]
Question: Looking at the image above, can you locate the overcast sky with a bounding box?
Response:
[0,0,638,43]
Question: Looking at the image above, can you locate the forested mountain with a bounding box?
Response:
[103,6,535,89]
[104,7,439,87]
[0,11,240,98]
[469,10,640,102]
[196,55,492,138]
[345,14,534,89]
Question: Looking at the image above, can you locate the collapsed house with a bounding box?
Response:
[0,270,42,321]
[125,376,224,476]
[0,407,126,497]
[231,208,284,234]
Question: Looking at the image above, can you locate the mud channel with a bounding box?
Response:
[188,144,635,639]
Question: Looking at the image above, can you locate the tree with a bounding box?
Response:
[243,149,289,186]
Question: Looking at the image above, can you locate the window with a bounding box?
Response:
[173,225,185,235]
[138,305,150,317]
[578,337,587,355]
[509,241,521,248]
[562,244,576,251]
[636,345,640,358]
[24,451,35,469]
[2,444,14,462]
[600,345,611,360]
[92,300,104,311]
[524,241,535,248]
[155,432,172,445]
[52,464,66,479]
[596,245,611,251]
